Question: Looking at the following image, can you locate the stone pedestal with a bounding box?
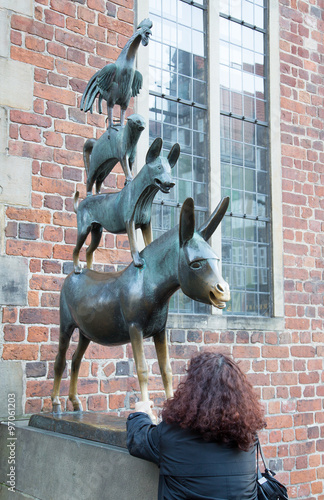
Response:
[0,413,159,500]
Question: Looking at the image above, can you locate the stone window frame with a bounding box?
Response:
[136,0,284,331]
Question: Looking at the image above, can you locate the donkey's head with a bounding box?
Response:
[178,198,230,309]
[144,137,179,194]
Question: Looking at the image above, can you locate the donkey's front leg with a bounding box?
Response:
[129,324,156,422]
[154,330,173,399]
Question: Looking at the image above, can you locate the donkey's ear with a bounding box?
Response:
[146,137,163,164]
[168,143,180,169]
[179,198,195,247]
[198,197,229,241]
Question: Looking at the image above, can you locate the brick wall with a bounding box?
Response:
[0,0,323,498]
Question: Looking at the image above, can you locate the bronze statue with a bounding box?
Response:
[51,197,230,417]
[83,114,145,194]
[73,137,179,271]
[80,19,152,128]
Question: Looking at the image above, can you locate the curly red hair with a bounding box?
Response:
[162,351,266,451]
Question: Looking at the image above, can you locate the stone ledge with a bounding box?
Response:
[0,419,159,500]
[29,411,128,448]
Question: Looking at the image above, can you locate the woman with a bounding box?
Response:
[127,351,266,500]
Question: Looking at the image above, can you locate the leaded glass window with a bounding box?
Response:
[219,0,271,316]
[149,0,271,317]
[149,0,208,314]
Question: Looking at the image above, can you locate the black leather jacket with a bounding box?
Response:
[127,412,257,500]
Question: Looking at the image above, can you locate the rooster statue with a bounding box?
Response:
[80,18,152,128]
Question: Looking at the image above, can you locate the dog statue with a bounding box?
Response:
[73,138,180,271]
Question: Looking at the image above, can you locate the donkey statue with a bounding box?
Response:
[73,137,179,272]
[51,197,230,416]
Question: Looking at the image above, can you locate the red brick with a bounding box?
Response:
[93,248,132,265]
[41,293,60,308]
[4,325,25,342]
[43,226,63,242]
[103,362,115,378]
[291,345,316,357]
[77,379,98,394]
[98,14,133,37]
[54,119,93,138]
[20,125,42,143]
[66,17,86,35]
[47,41,66,58]
[44,9,64,27]
[35,83,76,106]
[7,240,52,259]
[101,377,137,394]
[27,379,66,398]
[53,149,83,167]
[48,72,68,87]
[85,345,124,360]
[87,24,106,42]
[28,291,39,307]
[25,35,45,52]
[10,110,52,128]
[19,223,39,240]
[33,99,45,114]
[50,0,76,16]
[63,166,82,181]
[33,177,75,196]
[40,162,62,179]
[266,415,293,429]
[6,207,51,224]
[55,29,95,53]
[232,345,260,358]
[3,344,38,360]
[96,43,120,60]
[43,131,63,147]
[27,326,49,342]
[11,46,54,70]
[271,372,298,386]
[25,399,42,414]
[46,102,66,119]
[291,468,317,485]
[78,5,96,23]
[55,59,94,81]
[11,30,22,46]
[9,140,53,161]
[53,244,74,260]
[88,395,107,411]
[20,308,59,325]
[117,6,134,24]
[11,15,54,40]
[30,275,64,291]
[40,345,60,361]
[109,394,125,409]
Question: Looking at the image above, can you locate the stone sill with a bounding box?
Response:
[167,314,285,332]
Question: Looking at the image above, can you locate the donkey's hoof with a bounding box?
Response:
[74,265,82,274]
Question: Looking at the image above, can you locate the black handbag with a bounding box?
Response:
[256,437,289,500]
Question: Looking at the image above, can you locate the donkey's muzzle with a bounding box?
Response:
[209,281,230,309]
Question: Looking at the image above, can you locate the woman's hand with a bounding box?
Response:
[134,400,153,414]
